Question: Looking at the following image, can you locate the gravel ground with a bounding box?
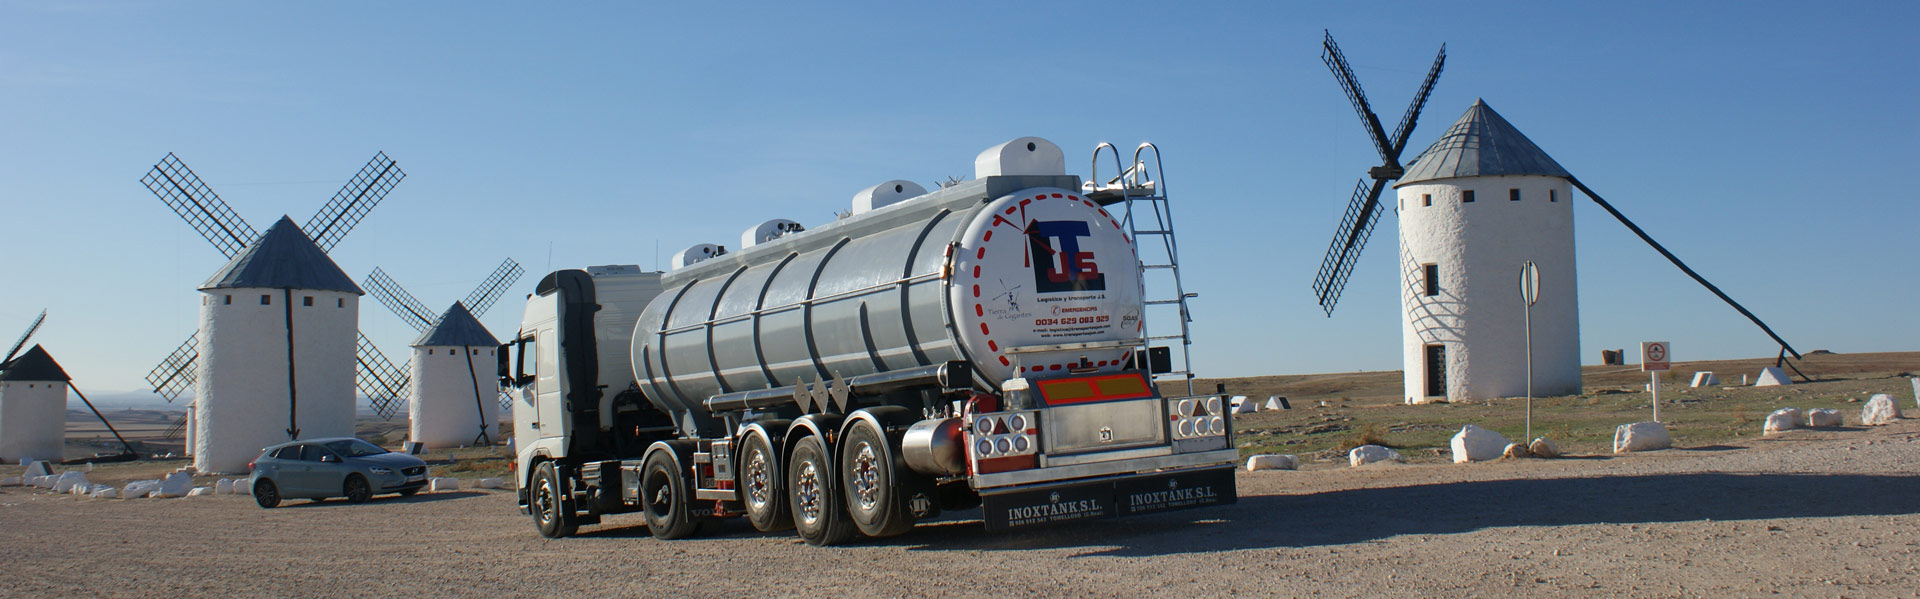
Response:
[6,419,1919,598]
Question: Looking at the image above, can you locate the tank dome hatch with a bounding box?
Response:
[851,180,928,215]
[740,219,805,249]
[974,137,1065,179]
[670,243,727,270]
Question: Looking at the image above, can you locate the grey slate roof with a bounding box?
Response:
[200,216,364,294]
[0,345,72,382]
[412,302,499,348]
[1395,99,1571,187]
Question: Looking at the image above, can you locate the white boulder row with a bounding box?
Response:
[51,471,88,493]
[1910,377,1919,409]
[123,480,159,498]
[1450,425,1509,463]
[156,472,194,498]
[89,487,118,499]
[33,475,56,489]
[23,460,53,478]
[1263,396,1288,410]
[1349,445,1402,467]
[1862,394,1902,426]
[429,477,460,492]
[1528,437,1562,459]
[1690,372,1719,387]
[1806,408,1843,428]
[0,477,18,486]
[1613,421,1672,453]
[1228,396,1257,414]
[1245,454,1297,471]
[187,487,214,497]
[1763,408,1803,434]
[215,479,234,494]
[1502,443,1531,459]
[1754,367,1792,387]
[475,478,506,489]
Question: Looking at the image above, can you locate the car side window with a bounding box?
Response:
[273,446,302,460]
[300,445,333,462]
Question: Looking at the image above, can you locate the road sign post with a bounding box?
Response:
[1642,341,1670,422]
[1519,261,1540,440]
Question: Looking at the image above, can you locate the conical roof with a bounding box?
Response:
[411,302,499,348]
[1395,99,1571,187]
[200,216,364,294]
[0,345,72,382]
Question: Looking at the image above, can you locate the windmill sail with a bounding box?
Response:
[143,332,200,403]
[143,154,258,259]
[304,152,405,254]
[356,332,411,420]
[4,309,46,366]
[463,259,525,318]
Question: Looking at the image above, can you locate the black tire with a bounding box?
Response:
[398,488,420,497]
[839,419,915,538]
[739,433,792,532]
[641,450,700,540]
[787,434,854,546]
[531,461,578,539]
[343,475,372,503]
[253,479,281,509]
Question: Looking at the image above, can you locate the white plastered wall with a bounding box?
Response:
[194,288,359,473]
[1398,175,1581,403]
[0,380,67,463]
[408,345,501,449]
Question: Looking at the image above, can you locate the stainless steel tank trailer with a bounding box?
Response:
[502,137,1236,545]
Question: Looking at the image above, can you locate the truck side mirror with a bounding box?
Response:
[497,342,513,386]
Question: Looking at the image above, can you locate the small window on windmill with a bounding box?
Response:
[224,295,232,305]
[1510,188,1521,201]
[1462,190,1475,203]
[1422,194,1431,207]
[260,294,271,305]
[1423,263,1439,297]
[337,298,344,308]
[303,296,313,307]
[1550,189,1557,202]
[428,349,434,355]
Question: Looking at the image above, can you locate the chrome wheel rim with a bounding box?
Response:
[795,460,822,525]
[850,442,880,511]
[745,449,772,512]
[533,477,556,525]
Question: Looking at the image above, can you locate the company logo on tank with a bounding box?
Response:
[1025,220,1105,293]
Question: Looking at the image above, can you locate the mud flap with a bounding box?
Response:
[980,466,1236,532]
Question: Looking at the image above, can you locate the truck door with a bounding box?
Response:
[535,328,564,441]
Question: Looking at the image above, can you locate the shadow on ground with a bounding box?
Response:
[278,491,486,507]
[879,472,1920,556]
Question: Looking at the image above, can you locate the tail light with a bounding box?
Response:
[968,410,1039,474]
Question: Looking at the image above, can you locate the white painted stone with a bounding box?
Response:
[1613,421,1672,453]
[156,472,193,498]
[1503,442,1531,459]
[1349,445,1403,467]
[1264,396,1287,410]
[1398,174,1581,404]
[0,477,17,486]
[1245,455,1297,471]
[1806,408,1842,428]
[31,475,53,488]
[215,479,234,494]
[1910,377,1919,410]
[89,487,118,499]
[1764,408,1802,434]
[1690,372,1719,387]
[22,460,52,478]
[51,471,87,493]
[429,477,460,492]
[475,477,505,489]
[1450,425,1510,463]
[1528,437,1561,458]
[1754,367,1792,387]
[1228,396,1257,414]
[1863,394,1902,426]
[187,487,214,497]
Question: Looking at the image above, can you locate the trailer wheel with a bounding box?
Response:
[840,419,914,538]
[531,461,578,539]
[740,433,793,532]
[641,450,700,540]
[788,434,854,546]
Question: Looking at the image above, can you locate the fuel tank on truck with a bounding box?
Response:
[631,137,1145,434]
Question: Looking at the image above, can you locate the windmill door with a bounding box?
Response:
[1424,344,1446,398]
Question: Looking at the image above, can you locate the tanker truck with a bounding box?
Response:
[503,137,1236,545]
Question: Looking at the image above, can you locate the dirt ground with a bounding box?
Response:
[6,414,1919,597]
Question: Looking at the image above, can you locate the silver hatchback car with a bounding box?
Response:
[248,437,429,508]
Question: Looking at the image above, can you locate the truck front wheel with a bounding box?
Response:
[841,419,914,538]
[641,450,700,540]
[531,461,578,539]
[740,433,792,532]
[788,434,854,546]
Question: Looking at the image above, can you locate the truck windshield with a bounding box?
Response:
[324,439,389,457]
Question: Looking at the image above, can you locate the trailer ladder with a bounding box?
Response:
[1086,142,1197,396]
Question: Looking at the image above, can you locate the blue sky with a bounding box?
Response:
[2,1,1915,401]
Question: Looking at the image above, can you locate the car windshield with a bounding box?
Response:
[323,439,389,458]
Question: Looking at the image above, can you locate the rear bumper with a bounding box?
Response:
[978,463,1237,531]
[971,448,1237,489]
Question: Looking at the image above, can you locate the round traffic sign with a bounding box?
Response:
[1647,343,1666,362]
[1518,261,1540,306]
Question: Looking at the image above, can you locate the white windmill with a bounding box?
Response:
[0,312,139,464]
[361,260,523,449]
[140,153,412,473]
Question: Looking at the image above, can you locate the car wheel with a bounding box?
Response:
[840,418,914,538]
[740,433,792,532]
[788,434,854,546]
[343,474,372,503]
[253,479,281,509]
[398,488,420,497]
[641,450,700,540]
[531,461,577,539]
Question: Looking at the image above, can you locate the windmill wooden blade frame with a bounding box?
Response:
[143,153,258,259]
[305,152,404,254]
[4,309,46,365]
[1312,178,1388,314]
[356,331,411,420]
[1323,31,1394,163]
[1390,46,1446,157]
[365,267,438,332]
[144,332,199,403]
[463,258,524,317]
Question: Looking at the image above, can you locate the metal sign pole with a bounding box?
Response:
[1651,371,1660,423]
[1519,261,1538,441]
